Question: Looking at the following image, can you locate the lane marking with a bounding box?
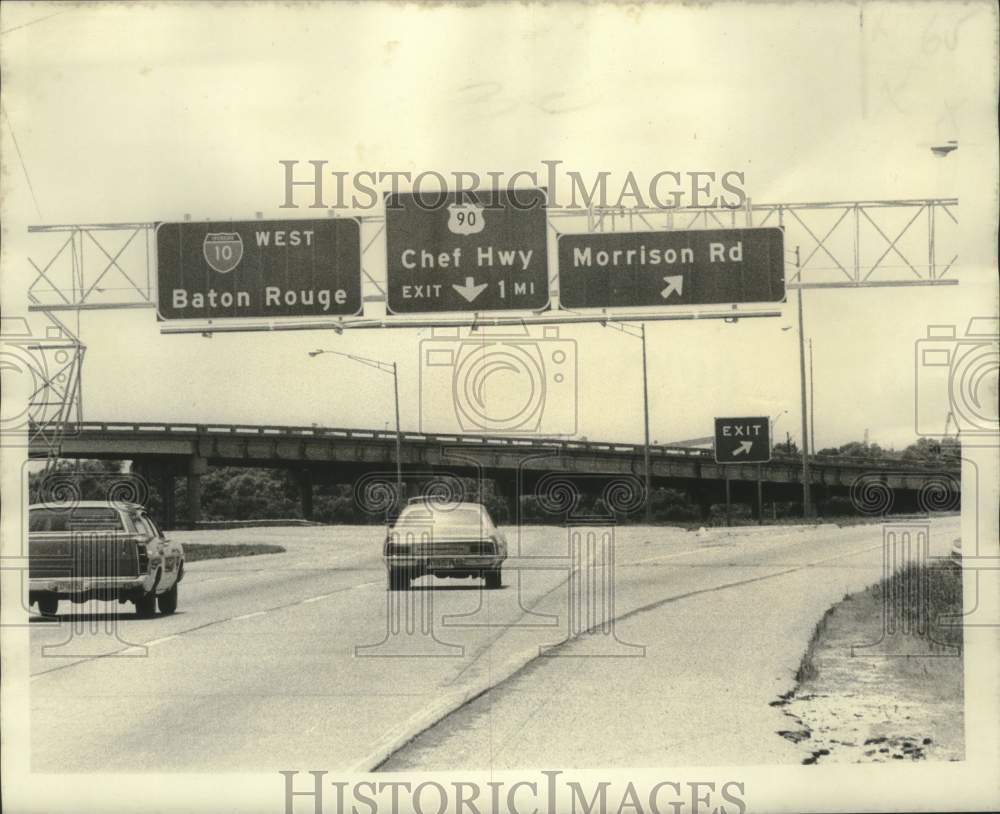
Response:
[21,536,904,684]
[628,547,714,566]
[30,577,380,681]
[188,574,241,586]
[301,593,335,604]
[146,635,178,647]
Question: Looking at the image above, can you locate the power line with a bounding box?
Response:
[0,8,68,36]
[1,103,43,219]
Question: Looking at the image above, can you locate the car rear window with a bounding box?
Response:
[29,507,127,532]
[395,505,488,529]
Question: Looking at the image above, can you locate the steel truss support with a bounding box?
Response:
[571,198,959,290]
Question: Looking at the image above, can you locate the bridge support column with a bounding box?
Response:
[131,458,177,529]
[689,486,713,523]
[187,456,207,527]
[297,469,314,521]
[491,475,519,525]
[159,466,177,529]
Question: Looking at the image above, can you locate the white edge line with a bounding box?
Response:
[346,538,891,772]
[346,646,540,774]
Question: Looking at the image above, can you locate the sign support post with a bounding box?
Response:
[641,323,652,524]
[724,469,731,527]
[756,464,763,526]
[796,246,813,518]
[393,361,402,509]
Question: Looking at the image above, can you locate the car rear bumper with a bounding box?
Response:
[29,576,151,602]
[385,555,505,574]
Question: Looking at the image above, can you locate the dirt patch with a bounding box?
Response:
[774,562,964,764]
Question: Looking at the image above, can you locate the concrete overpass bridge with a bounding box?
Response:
[31,422,960,527]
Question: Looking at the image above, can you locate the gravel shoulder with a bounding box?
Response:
[774,564,964,764]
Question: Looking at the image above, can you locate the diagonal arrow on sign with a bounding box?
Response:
[661,275,684,299]
[733,441,753,456]
[452,277,488,302]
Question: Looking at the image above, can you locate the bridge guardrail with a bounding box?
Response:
[34,421,959,473]
[46,421,721,459]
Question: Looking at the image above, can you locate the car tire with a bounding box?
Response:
[485,569,502,590]
[135,591,158,618]
[157,583,178,615]
[37,594,59,616]
[388,569,411,591]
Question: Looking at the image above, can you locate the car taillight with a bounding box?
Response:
[137,545,149,573]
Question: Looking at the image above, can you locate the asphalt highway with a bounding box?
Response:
[26,516,961,772]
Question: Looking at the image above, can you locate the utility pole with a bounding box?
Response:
[796,246,812,518]
[641,323,652,524]
[809,338,816,453]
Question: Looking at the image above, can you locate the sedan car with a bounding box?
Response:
[28,501,184,617]
[383,499,508,591]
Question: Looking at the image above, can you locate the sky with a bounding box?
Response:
[1,1,997,452]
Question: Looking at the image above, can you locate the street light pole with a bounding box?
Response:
[596,318,655,523]
[795,246,813,517]
[641,323,652,524]
[392,361,402,500]
[309,348,404,508]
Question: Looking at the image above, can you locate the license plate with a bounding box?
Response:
[429,559,454,569]
[433,545,470,555]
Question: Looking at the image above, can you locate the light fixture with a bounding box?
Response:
[931,140,958,157]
